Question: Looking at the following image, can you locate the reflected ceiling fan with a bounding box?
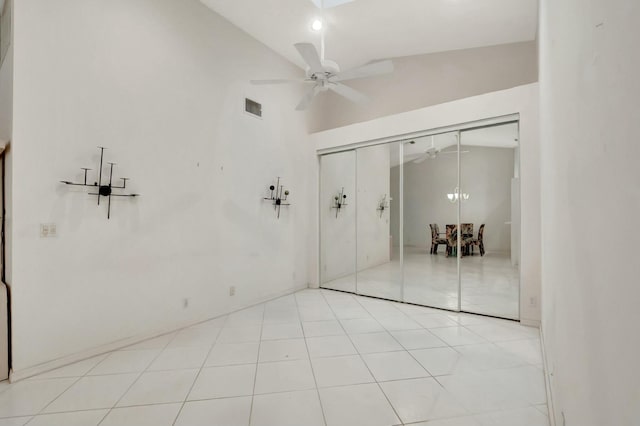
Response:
[412,137,469,164]
[251,19,394,111]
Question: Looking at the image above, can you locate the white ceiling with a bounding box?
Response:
[200,0,538,71]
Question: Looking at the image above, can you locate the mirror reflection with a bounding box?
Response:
[400,132,460,310]
[320,151,357,293]
[356,143,402,301]
[460,123,520,319]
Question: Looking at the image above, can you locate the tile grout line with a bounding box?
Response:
[293,291,329,426]
[318,290,405,425]
[170,316,229,426]
[246,303,266,426]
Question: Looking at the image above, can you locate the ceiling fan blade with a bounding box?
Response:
[328,83,368,104]
[294,43,325,75]
[250,79,310,85]
[295,85,321,111]
[331,60,394,82]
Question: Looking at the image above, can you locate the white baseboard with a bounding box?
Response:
[539,326,557,426]
[520,318,541,327]
[10,283,309,383]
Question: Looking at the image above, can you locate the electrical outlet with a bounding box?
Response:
[529,296,538,307]
[229,286,236,296]
[40,223,57,238]
[182,298,189,309]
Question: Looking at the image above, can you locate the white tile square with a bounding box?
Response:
[408,415,484,426]
[175,396,252,426]
[188,364,256,400]
[117,369,198,406]
[495,339,543,365]
[412,314,460,329]
[251,390,325,426]
[454,344,526,371]
[254,359,316,394]
[261,322,303,340]
[226,306,264,326]
[43,374,138,413]
[349,332,404,354]
[205,342,259,366]
[87,349,159,375]
[311,355,374,388]
[375,315,422,331]
[464,324,539,342]
[306,335,357,358]
[302,320,345,337]
[482,406,550,426]
[362,351,429,382]
[0,418,31,426]
[32,355,108,379]
[258,338,308,362]
[217,325,262,343]
[0,378,75,417]
[122,333,176,350]
[381,377,468,423]
[410,347,477,376]
[430,327,487,346]
[167,326,219,348]
[391,329,447,350]
[100,403,182,426]
[27,410,108,426]
[319,383,400,426]
[148,346,210,371]
[340,318,384,334]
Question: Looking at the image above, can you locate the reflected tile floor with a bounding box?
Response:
[0,289,547,426]
[323,248,519,320]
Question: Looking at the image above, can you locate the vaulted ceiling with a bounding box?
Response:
[200,0,538,71]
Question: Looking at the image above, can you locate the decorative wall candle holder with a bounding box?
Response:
[331,187,348,218]
[264,177,290,219]
[60,147,139,219]
[377,194,390,218]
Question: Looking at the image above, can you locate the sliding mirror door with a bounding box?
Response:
[356,142,402,301]
[459,123,520,319]
[402,132,460,310]
[320,151,357,293]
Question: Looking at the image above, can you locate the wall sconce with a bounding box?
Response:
[264,177,290,219]
[447,186,470,203]
[331,187,348,218]
[377,194,390,218]
[60,146,139,219]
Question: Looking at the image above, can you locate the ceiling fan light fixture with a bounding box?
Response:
[311,19,323,31]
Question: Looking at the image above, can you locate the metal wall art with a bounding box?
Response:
[377,194,390,218]
[60,147,139,219]
[331,187,348,218]
[263,177,290,219]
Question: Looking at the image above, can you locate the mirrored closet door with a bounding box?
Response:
[319,151,357,293]
[319,120,521,321]
[459,123,520,319]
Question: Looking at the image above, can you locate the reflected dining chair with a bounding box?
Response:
[445,224,458,257]
[429,224,447,255]
[468,224,485,256]
[461,223,474,256]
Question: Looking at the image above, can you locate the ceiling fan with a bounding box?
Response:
[251,43,394,111]
[411,137,469,164]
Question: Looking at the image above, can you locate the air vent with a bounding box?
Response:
[245,98,262,118]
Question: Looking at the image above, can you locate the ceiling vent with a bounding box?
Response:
[245,98,262,118]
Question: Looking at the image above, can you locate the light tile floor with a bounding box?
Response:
[0,289,548,426]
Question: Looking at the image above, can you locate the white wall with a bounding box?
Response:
[312,84,541,324]
[539,1,640,425]
[307,41,538,132]
[356,144,391,270]
[10,0,316,379]
[392,146,514,253]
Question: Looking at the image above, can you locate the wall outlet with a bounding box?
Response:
[182,298,189,309]
[529,296,538,307]
[40,223,57,238]
[229,286,236,296]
